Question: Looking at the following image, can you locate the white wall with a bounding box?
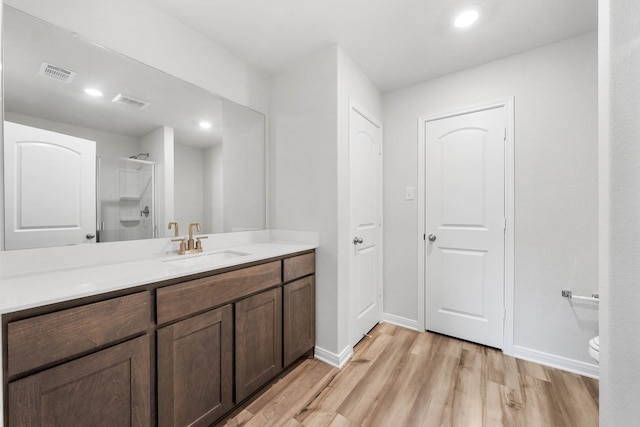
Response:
[204,145,223,233]
[141,126,174,237]
[270,45,381,362]
[5,112,141,158]
[270,46,340,355]
[221,99,266,232]
[383,33,599,371]
[599,0,640,424]
[174,143,204,231]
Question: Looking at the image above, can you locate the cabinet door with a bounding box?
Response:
[8,335,150,426]
[157,305,233,427]
[235,287,282,402]
[283,276,316,367]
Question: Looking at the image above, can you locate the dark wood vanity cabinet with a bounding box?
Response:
[282,252,316,367]
[283,276,316,367]
[5,292,152,427]
[157,305,233,427]
[8,335,151,427]
[235,287,283,401]
[3,250,316,426]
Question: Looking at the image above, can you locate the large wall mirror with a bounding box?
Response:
[2,6,266,250]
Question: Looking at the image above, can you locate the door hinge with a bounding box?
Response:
[423,233,426,241]
[503,127,507,141]
[503,217,507,230]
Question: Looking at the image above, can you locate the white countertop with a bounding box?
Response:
[0,230,319,427]
[0,241,315,314]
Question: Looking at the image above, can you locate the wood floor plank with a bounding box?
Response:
[336,327,416,424]
[582,375,600,405]
[516,357,549,382]
[486,347,524,406]
[546,368,599,427]
[520,373,566,427]
[485,380,525,426]
[214,324,599,427]
[295,331,394,425]
[367,352,430,426]
[409,329,437,357]
[406,350,459,425]
[449,348,487,427]
[433,332,465,358]
[327,413,359,427]
[298,411,335,427]
[257,361,336,425]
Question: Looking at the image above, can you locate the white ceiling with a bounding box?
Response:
[145,0,598,92]
[4,6,224,148]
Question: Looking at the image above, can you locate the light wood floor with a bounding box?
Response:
[219,323,599,427]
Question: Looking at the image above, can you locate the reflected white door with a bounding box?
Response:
[349,103,383,346]
[425,107,505,348]
[4,121,96,250]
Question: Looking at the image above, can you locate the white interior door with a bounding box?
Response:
[425,107,506,349]
[350,103,383,346]
[4,121,97,250]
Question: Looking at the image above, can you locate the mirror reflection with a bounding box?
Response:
[2,6,266,250]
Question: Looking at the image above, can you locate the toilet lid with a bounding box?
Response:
[590,336,599,351]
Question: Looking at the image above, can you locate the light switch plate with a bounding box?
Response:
[405,186,415,200]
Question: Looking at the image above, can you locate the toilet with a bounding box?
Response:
[589,336,599,362]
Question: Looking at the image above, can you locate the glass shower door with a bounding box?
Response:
[97,157,156,242]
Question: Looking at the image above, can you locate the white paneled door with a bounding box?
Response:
[349,103,383,347]
[425,107,506,349]
[4,121,96,250]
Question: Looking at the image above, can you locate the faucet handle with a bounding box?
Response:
[171,238,186,254]
[195,235,208,250]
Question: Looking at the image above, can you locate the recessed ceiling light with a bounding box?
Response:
[199,121,212,129]
[454,8,480,29]
[84,87,103,97]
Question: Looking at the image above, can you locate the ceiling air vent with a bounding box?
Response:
[38,62,77,83]
[111,93,150,110]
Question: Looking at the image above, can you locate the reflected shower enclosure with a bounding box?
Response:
[97,157,156,242]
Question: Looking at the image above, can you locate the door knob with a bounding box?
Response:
[86,233,95,239]
[428,234,437,242]
[353,236,364,245]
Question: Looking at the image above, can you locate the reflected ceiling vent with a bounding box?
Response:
[111,93,151,110]
[38,62,77,83]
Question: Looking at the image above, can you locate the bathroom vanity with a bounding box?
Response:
[0,242,315,426]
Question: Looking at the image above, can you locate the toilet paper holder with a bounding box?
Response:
[562,290,600,302]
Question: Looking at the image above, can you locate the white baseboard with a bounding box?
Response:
[382,313,419,331]
[314,344,353,369]
[512,345,599,379]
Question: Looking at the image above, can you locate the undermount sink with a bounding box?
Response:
[163,250,250,268]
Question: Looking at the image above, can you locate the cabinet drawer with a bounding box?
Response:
[157,261,281,325]
[283,252,315,282]
[7,291,151,377]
